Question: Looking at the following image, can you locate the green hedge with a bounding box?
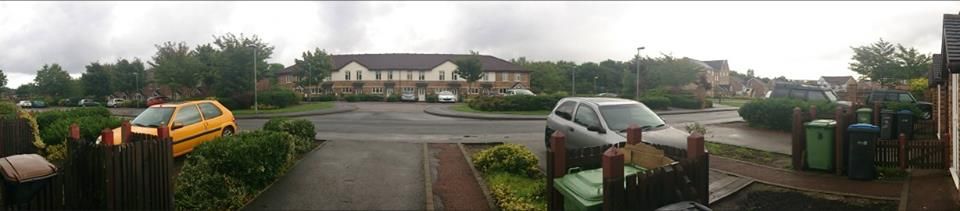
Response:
[174,131,312,210]
[472,144,541,178]
[307,95,337,102]
[472,144,546,211]
[263,117,316,141]
[638,96,671,110]
[257,89,301,108]
[467,95,563,111]
[426,94,439,103]
[344,94,383,102]
[37,107,120,145]
[386,95,400,102]
[738,98,836,131]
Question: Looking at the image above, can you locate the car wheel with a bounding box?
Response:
[222,127,235,137]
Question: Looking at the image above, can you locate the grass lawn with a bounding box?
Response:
[706,141,792,169]
[233,102,334,115]
[450,104,550,116]
[714,98,753,107]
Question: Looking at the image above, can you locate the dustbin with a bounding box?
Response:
[847,124,879,180]
[554,165,645,211]
[896,110,914,140]
[856,108,873,124]
[805,120,836,171]
[879,110,895,140]
[0,154,58,205]
[655,201,712,211]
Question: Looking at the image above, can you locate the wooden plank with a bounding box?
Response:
[709,177,755,204]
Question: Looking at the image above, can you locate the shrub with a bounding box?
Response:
[36,107,112,131]
[738,98,836,131]
[175,131,310,210]
[40,115,122,145]
[472,144,541,177]
[884,102,923,119]
[221,93,254,110]
[638,96,671,110]
[426,94,439,103]
[308,95,337,102]
[263,117,316,141]
[488,172,546,211]
[386,95,400,102]
[0,101,19,119]
[466,95,563,111]
[121,100,144,108]
[669,95,704,109]
[343,94,383,102]
[258,89,300,108]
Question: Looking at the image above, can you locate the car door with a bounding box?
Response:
[547,101,578,144]
[170,104,208,156]
[568,104,608,149]
[198,102,228,140]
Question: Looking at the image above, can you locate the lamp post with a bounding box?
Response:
[134,71,139,108]
[635,46,645,99]
[252,46,259,114]
[571,68,576,96]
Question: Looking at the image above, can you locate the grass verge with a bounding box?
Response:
[451,104,550,116]
[484,171,547,211]
[233,102,334,115]
[714,98,752,107]
[706,141,792,169]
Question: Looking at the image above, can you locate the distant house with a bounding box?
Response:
[745,78,770,98]
[817,76,856,92]
[729,78,747,96]
[683,58,731,96]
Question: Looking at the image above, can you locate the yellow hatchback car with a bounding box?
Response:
[109,100,238,157]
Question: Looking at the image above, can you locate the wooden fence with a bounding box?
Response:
[0,118,39,158]
[0,119,174,210]
[547,126,708,211]
[876,137,947,169]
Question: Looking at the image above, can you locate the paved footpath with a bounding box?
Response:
[244,141,424,210]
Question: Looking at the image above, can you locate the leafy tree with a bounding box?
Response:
[81,62,114,98]
[293,48,332,94]
[849,39,931,85]
[622,56,702,96]
[193,44,222,89]
[266,63,284,85]
[212,33,273,99]
[33,64,73,98]
[0,68,7,89]
[453,51,484,96]
[15,83,36,98]
[895,45,932,80]
[111,59,146,94]
[150,41,202,94]
[746,69,755,79]
[525,61,568,94]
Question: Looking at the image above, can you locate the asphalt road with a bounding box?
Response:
[236,102,742,142]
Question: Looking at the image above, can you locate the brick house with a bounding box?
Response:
[272,53,530,101]
[818,76,857,93]
[681,58,731,96]
[745,78,770,98]
[931,12,960,191]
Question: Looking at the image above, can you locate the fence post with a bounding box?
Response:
[157,125,170,139]
[834,107,846,175]
[899,133,907,170]
[602,147,624,211]
[792,107,804,170]
[687,132,709,204]
[808,105,817,120]
[69,123,80,141]
[627,124,642,145]
[548,131,566,211]
[121,120,131,144]
[687,132,705,161]
[101,128,114,146]
[873,103,881,126]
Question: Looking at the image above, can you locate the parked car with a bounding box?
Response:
[767,83,851,107]
[107,98,125,108]
[78,99,100,107]
[545,97,687,150]
[146,96,170,107]
[30,100,47,108]
[596,93,619,97]
[102,100,237,157]
[400,91,417,102]
[865,89,933,120]
[504,89,536,96]
[16,101,31,108]
[437,91,457,103]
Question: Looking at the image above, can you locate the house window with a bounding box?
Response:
[440,71,446,81]
[372,87,384,94]
[499,88,507,94]
[501,72,508,81]
[356,71,362,80]
[470,88,480,94]
[515,73,522,81]
[452,72,458,80]
[403,87,414,93]
[418,71,425,81]
[375,71,382,80]
[388,71,394,80]
[407,71,413,80]
[483,73,489,81]
[345,71,351,80]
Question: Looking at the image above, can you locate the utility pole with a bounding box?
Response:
[571,68,576,96]
[636,46,645,99]
[253,47,258,114]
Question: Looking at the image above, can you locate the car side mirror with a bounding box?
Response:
[172,121,185,130]
[587,125,606,134]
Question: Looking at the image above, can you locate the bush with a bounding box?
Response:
[258,89,300,108]
[738,98,836,131]
[472,144,541,177]
[263,117,316,141]
[425,94,439,103]
[487,172,546,211]
[386,95,400,102]
[40,115,122,145]
[0,101,19,119]
[343,94,383,102]
[175,131,311,210]
[121,100,144,108]
[220,93,254,110]
[466,95,563,111]
[884,102,924,119]
[36,107,111,131]
[668,95,703,109]
[307,95,337,102]
[638,96,671,110]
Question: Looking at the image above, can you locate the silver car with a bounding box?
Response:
[437,91,457,103]
[401,91,417,102]
[545,97,689,149]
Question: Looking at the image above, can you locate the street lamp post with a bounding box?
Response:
[571,68,576,96]
[636,46,645,99]
[253,47,259,114]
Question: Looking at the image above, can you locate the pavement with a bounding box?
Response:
[244,141,425,210]
[423,103,740,121]
[108,102,357,119]
[902,169,960,211]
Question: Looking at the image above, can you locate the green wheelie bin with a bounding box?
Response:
[554,165,645,211]
[856,108,873,124]
[805,119,836,171]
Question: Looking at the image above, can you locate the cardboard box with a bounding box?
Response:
[619,143,675,169]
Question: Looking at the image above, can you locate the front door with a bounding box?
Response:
[417,88,426,101]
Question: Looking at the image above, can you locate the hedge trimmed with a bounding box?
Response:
[37,107,120,145]
[738,98,836,131]
[344,94,384,102]
[257,89,301,108]
[174,131,313,210]
[638,96,671,110]
[263,117,316,141]
[467,95,563,111]
[307,95,337,102]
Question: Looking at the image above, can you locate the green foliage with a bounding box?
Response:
[34,64,73,98]
[257,89,300,108]
[467,95,562,111]
[738,98,835,131]
[307,95,337,102]
[343,94,383,102]
[213,33,274,100]
[909,78,928,100]
[849,39,931,85]
[425,94,439,103]
[0,101,19,119]
[668,95,705,109]
[262,118,316,141]
[386,95,400,102]
[41,115,121,145]
[0,68,7,88]
[150,41,203,92]
[685,122,708,135]
[111,59,147,95]
[81,62,114,98]
[472,144,541,177]
[121,100,144,108]
[638,96,671,110]
[487,172,546,211]
[294,48,333,89]
[175,131,309,210]
[885,102,923,118]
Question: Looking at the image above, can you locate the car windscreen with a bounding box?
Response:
[131,107,175,128]
[598,103,665,132]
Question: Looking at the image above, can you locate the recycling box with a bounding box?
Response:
[554,165,645,211]
[805,119,836,171]
[879,110,895,140]
[896,110,914,140]
[847,123,879,180]
[856,108,873,124]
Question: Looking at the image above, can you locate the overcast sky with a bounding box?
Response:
[0,1,957,88]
